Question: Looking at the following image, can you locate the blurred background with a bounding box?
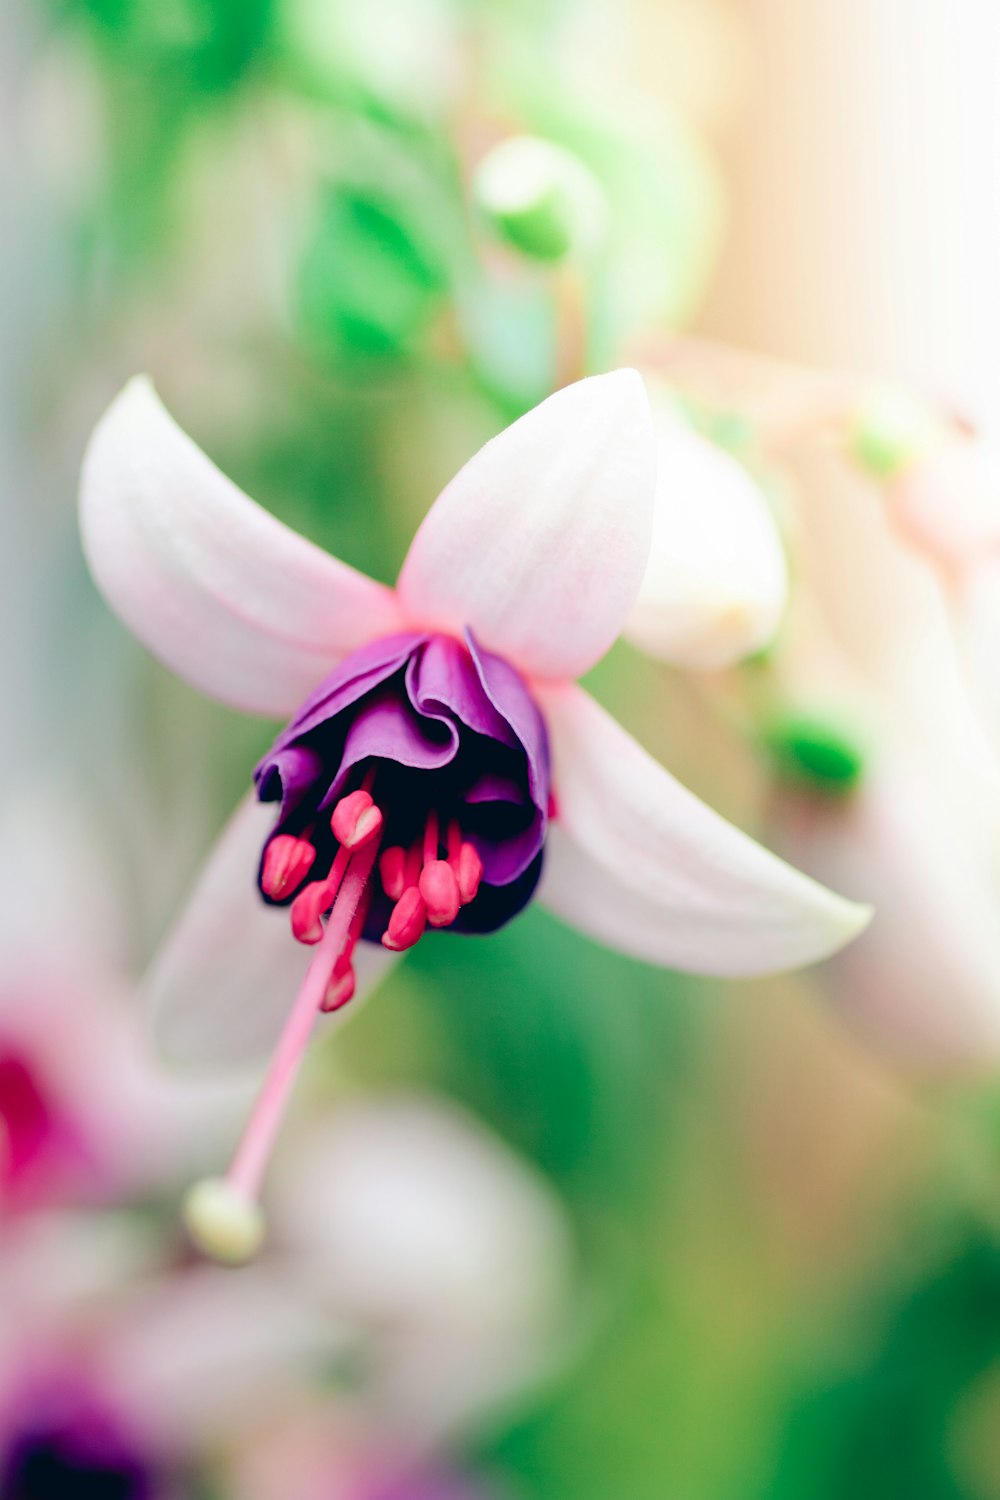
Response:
[6,1,1000,1496]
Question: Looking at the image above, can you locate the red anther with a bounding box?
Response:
[418,859,461,928]
[261,835,315,900]
[455,842,483,905]
[547,791,558,820]
[321,965,356,1012]
[379,846,408,903]
[331,790,384,850]
[381,887,427,952]
[290,883,326,945]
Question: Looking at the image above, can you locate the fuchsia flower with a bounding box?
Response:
[80,369,869,1258]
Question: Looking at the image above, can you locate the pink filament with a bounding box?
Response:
[226,837,379,1204]
[423,808,440,866]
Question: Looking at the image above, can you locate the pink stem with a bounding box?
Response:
[227,838,379,1202]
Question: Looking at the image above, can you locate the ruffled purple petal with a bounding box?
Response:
[324,685,461,806]
[253,630,551,938]
[269,632,426,751]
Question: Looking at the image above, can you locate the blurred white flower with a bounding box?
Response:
[774,758,1000,1071]
[767,438,1000,1071]
[273,1092,574,1449]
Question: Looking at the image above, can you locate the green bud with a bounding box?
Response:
[850,385,941,479]
[472,136,607,264]
[762,710,868,796]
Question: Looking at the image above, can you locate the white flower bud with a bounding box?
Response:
[624,411,788,669]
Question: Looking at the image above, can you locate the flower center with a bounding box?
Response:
[183,630,551,1265]
[259,767,486,997]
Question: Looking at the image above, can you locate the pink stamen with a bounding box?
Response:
[381,886,427,951]
[419,859,461,927]
[378,846,408,903]
[455,842,483,905]
[261,835,315,900]
[321,965,355,1012]
[423,808,440,867]
[331,789,383,851]
[446,817,462,864]
[290,844,351,944]
[404,837,423,889]
[225,837,380,1205]
[290,885,324,945]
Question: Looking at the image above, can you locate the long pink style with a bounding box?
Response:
[225,838,379,1203]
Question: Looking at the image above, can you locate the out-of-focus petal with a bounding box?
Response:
[886,439,1000,576]
[397,370,656,681]
[956,559,1000,755]
[106,1264,336,1449]
[80,377,405,718]
[771,765,1000,1071]
[273,1093,573,1444]
[145,797,398,1067]
[536,683,871,976]
[623,416,787,668]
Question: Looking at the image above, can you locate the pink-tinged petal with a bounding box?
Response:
[397,370,656,681]
[536,684,871,976]
[146,797,398,1067]
[80,377,405,717]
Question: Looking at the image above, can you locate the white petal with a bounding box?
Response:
[146,796,398,1067]
[397,370,656,680]
[80,377,405,717]
[536,683,871,976]
[623,412,787,669]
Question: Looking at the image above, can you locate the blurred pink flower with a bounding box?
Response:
[0,1214,334,1497]
[0,788,254,1215]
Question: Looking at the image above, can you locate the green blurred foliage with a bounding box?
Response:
[68,0,276,93]
[296,180,451,361]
